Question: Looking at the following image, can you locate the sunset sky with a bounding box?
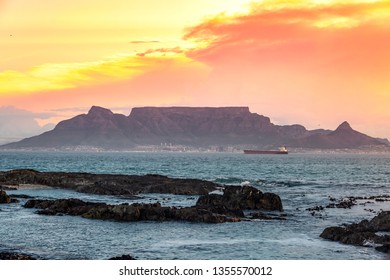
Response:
[1,0,390,141]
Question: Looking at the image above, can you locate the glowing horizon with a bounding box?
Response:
[1,0,390,139]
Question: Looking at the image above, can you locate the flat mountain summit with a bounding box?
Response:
[1,106,388,151]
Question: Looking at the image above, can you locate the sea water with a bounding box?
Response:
[0,151,389,260]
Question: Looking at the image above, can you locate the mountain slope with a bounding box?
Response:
[127,107,280,146]
[1,106,387,150]
[296,121,384,149]
[4,106,134,149]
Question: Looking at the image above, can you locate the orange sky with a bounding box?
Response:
[1,0,390,139]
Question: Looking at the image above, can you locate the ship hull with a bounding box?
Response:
[243,150,288,155]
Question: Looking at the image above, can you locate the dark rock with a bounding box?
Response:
[24,198,241,223]
[82,203,142,221]
[195,194,244,217]
[22,183,283,224]
[248,212,287,220]
[0,252,36,260]
[10,194,35,199]
[176,207,241,223]
[306,206,324,212]
[24,198,105,216]
[326,197,356,209]
[320,227,348,242]
[340,232,378,245]
[196,185,283,213]
[368,211,390,231]
[375,244,390,253]
[0,169,219,196]
[0,185,17,190]
[312,195,390,212]
[83,203,242,223]
[320,211,390,249]
[109,255,136,260]
[0,190,11,203]
[0,190,17,203]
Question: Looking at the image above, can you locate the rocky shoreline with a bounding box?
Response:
[0,252,37,260]
[22,185,284,223]
[0,169,220,196]
[2,168,389,258]
[0,250,137,260]
[0,190,19,204]
[305,194,390,217]
[1,180,285,259]
[320,211,390,253]
[1,169,284,223]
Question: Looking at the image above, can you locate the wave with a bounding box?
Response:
[214,177,319,188]
[333,182,378,188]
[255,179,316,188]
[213,177,246,185]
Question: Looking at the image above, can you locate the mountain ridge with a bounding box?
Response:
[1,106,387,151]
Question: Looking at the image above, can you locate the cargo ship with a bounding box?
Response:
[243,146,288,155]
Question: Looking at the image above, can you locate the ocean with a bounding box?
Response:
[0,151,389,260]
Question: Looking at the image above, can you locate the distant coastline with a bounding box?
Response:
[1,145,390,154]
[1,106,388,151]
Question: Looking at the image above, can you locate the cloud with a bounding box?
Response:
[0,106,53,119]
[130,40,161,44]
[50,106,91,113]
[0,53,187,96]
[0,55,142,95]
[180,0,390,136]
[185,0,390,65]
[47,106,133,119]
[0,107,55,144]
[0,53,210,118]
[136,47,184,57]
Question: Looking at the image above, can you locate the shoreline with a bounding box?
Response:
[0,169,221,196]
[1,147,390,154]
[1,184,54,190]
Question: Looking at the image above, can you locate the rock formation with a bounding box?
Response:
[0,190,11,203]
[196,185,283,212]
[109,255,136,260]
[23,186,284,224]
[0,190,18,203]
[320,211,390,253]
[0,252,36,260]
[0,169,219,196]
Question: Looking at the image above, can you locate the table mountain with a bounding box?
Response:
[1,106,387,150]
